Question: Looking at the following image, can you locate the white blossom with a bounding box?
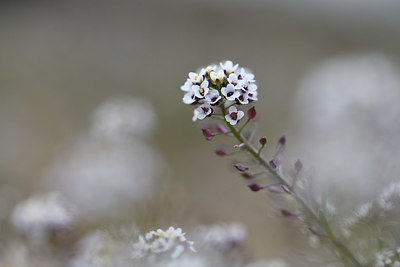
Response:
[192,103,212,122]
[220,60,238,74]
[132,227,195,260]
[225,106,244,126]
[11,192,74,243]
[192,80,209,99]
[205,89,221,105]
[196,222,247,251]
[221,84,240,101]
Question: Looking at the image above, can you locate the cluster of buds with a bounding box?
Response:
[181,60,258,125]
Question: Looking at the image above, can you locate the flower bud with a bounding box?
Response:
[202,128,213,140]
[216,124,227,134]
[215,148,227,156]
[247,106,256,119]
[259,137,267,146]
[278,136,286,146]
[294,159,303,173]
[241,172,253,179]
[248,183,262,192]
[233,163,248,172]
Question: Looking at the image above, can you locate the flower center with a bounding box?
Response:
[227,92,233,97]
[201,107,209,113]
[230,112,238,120]
[199,88,204,95]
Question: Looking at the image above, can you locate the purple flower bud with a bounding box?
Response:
[215,148,227,156]
[269,160,277,169]
[248,183,262,192]
[259,137,267,146]
[216,124,227,134]
[281,185,292,194]
[278,136,286,146]
[241,172,253,179]
[294,159,303,173]
[233,163,248,172]
[247,106,256,119]
[280,209,294,217]
[202,128,213,140]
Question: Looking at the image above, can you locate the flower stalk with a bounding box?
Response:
[220,101,362,267]
[180,60,362,266]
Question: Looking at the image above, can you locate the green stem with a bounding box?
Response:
[219,103,362,267]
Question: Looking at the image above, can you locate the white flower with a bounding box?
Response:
[11,192,74,243]
[221,84,240,101]
[220,60,238,74]
[183,90,196,104]
[132,227,195,260]
[237,91,249,105]
[91,97,157,141]
[227,73,245,88]
[247,91,258,101]
[180,79,192,92]
[225,106,244,125]
[205,89,221,105]
[239,67,255,83]
[192,80,209,98]
[188,71,203,84]
[210,70,225,84]
[192,103,213,122]
[196,222,247,251]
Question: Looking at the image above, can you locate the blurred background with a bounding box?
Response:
[1,0,400,265]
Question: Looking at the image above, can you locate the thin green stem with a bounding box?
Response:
[239,118,251,133]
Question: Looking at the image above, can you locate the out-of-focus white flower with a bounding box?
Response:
[11,192,74,243]
[225,106,244,126]
[375,248,400,267]
[68,227,138,267]
[91,96,156,141]
[196,222,247,251]
[192,103,213,122]
[294,53,400,198]
[245,260,289,267]
[378,182,400,211]
[132,227,195,260]
[159,255,207,267]
[45,96,165,222]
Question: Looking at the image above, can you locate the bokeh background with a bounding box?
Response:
[1,0,400,265]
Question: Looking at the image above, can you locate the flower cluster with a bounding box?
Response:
[180,60,258,125]
[132,227,195,260]
[11,192,74,243]
[375,248,400,267]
